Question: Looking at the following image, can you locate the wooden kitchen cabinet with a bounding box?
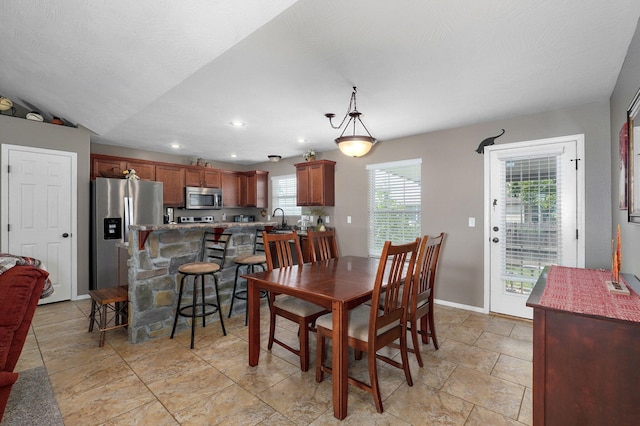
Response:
[155,165,185,206]
[295,160,335,206]
[241,170,268,208]
[126,161,155,180]
[91,156,126,179]
[221,171,241,207]
[185,167,221,188]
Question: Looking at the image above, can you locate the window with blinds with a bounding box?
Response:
[271,174,301,216]
[367,159,422,257]
[501,154,561,295]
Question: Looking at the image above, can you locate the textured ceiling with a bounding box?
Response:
[1,0,639,164]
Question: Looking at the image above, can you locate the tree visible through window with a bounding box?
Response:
[367,159,422,257]
[271,174,301,216]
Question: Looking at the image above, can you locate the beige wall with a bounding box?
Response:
[611,18,640,278]
[259,101,612,309]
[0,115,92,295]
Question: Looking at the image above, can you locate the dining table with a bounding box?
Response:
[243,255,381,420]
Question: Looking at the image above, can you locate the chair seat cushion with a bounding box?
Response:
[273,295,326,317]
[234,254,266,265]
[316,305,400,342]
[179,262,220,274]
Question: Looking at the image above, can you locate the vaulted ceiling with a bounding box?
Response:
[1,1,639,164]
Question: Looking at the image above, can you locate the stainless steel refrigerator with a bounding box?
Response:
[91,178,163,290]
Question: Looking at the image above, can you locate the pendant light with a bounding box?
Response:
[325,87,377,157]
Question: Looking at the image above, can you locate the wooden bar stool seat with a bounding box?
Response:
[88,285,129,347]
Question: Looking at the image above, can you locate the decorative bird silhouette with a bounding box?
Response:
[475,129,505,154]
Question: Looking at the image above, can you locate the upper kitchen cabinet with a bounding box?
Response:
[185,167,221,188]
[126,160,155,181]
[91,155,126,179]
[295,160,335,206]
[155,165,185,206]
[241,170,269,208]
[91,154,155,180]
[221,171,241,207]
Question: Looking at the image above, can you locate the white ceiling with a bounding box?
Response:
[1,0,639,165]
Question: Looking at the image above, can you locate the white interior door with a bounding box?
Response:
[1,144,77,304]
[485,135,584,319]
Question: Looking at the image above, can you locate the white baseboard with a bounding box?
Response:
[434,298,487,314]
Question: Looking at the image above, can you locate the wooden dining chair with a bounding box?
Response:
[306,229,339,262]
[262,231,329,371]
[407,232,445,366]
[315,239,420,413]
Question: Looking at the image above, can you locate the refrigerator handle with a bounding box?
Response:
[124,196,133,242]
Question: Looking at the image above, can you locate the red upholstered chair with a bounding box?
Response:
[0,266,49,422]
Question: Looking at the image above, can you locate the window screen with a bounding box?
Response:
[367,159,422,257]
[271,174,302,216]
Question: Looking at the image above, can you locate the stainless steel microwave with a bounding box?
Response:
[185,187,223,210]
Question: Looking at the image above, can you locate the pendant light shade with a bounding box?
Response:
[326,87,377,157]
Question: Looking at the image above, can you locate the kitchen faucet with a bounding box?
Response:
[272,208,286,228]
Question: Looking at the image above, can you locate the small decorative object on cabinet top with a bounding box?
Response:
[50,116,64,125]
[123,169,140,180]
[303,149,316,161]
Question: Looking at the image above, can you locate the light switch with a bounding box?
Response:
[468,217,476,227]
[347,216,352,224]
[325,216,330,224]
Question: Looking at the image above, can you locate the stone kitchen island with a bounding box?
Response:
[125,221,277,344]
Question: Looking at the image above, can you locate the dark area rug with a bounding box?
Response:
[2,366,63,425]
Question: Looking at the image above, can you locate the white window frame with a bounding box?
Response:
[366,158,422,257]
[271,174,302,216]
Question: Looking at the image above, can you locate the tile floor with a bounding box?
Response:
[15,299,533,425]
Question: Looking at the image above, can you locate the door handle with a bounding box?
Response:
[492,237,499,243]
[62,233,70,238]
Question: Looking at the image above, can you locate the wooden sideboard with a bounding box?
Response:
[526,268,640,426]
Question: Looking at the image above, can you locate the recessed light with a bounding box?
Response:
[229,121,246,127]
[230,154,238,158]
[170,143,181,149]
[297,138,307,143]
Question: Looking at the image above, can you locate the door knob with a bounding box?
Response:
[62,233,70,238]
[492,237,499,243]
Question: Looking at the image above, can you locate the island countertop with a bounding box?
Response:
[129,221,278,231]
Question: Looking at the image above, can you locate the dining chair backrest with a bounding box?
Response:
[262,231,304,271]
[306,229,339,262]
[411,232,445,312]
[202,231,231,268]
[369,239,420,338]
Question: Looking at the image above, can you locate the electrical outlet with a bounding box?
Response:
[347,216,352,224]
[325,216,330,224]
[468,217,476,227]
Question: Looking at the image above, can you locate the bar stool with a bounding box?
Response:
[171,231,229,349]
[229,227,268,325]
[88,285,128,347]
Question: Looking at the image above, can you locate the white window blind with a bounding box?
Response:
[367,159,422,257]
[271,174,301,216]
[501,154,562,294]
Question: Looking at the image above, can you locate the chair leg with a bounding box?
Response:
[299,319,310,372]
[229,264,243,318]
[410,317,424,367]
[315,329,326,383]
[400,329,413,387]
[190,276,198,349]
[88,300,98,332]
[213,273,227,336]
[171,274,187,340]
[99,304,107,348]
[369,349,383,413]
[428,307,438,350]
[267,297,277,350]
